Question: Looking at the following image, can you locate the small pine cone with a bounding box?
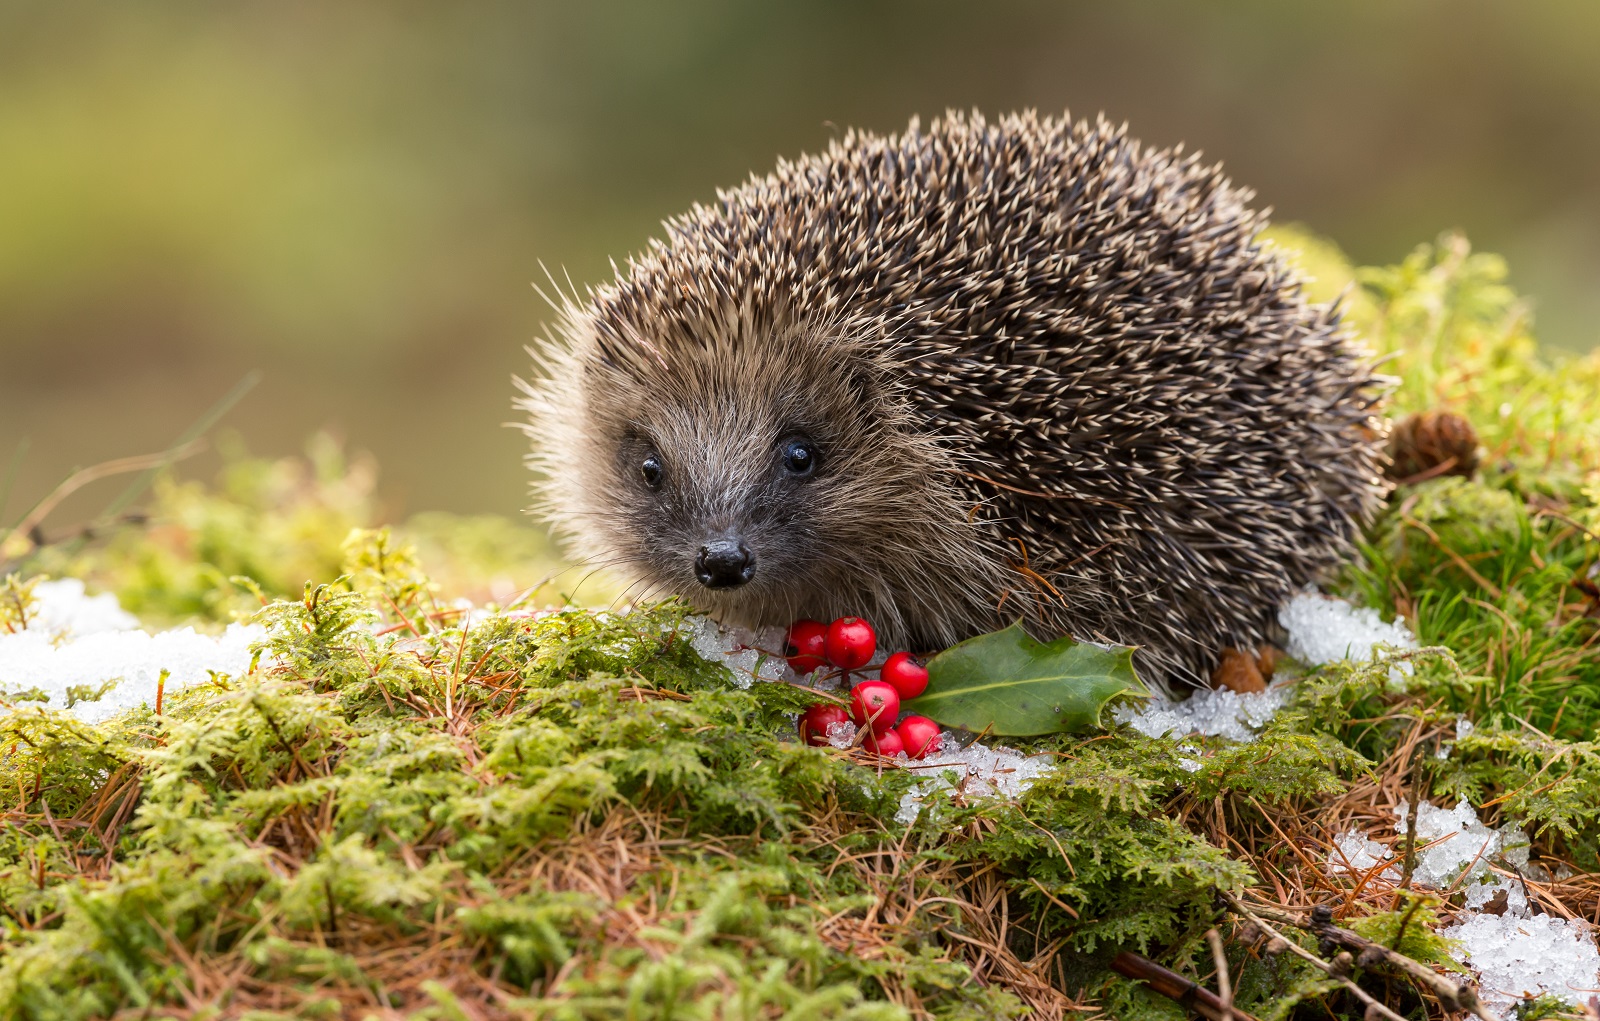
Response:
[1385,411,1480,483]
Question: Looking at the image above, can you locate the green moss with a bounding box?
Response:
[1345,896,1459,970]
[0,574,39,634]
[5,232,1600,1017]
[1349,473,1600,740]
[14,432,580,630]
[0,544,1280,1017]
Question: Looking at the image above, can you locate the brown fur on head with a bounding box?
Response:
[518,110,1386,687]
[520,301,1008,649]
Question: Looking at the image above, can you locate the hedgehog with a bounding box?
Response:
[518,110,1386,688]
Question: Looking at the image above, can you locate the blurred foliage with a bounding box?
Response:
[1272,226,1600,472]
[1360,238,1600,474]
[4,2,1600,519]
[12,432,585,629]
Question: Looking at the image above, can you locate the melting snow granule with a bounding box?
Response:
[895,734,1055,825]
[1390,798,1530,890]
[1444,913,1600,1018]
[1278,591,1416,683]
[0,581,263,723]
[683,616,791,688]
[1113,684,1290,743]
[1327,830,1397,878]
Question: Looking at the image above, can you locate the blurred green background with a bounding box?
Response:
[3,0,1598,524]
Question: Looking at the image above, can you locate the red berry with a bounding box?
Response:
[798,703,850,747]
[785,619,830,674]
[864,727,905,756]
[896,715,942,759]
[880,651,929,699]
[825,616,876,670]
[849,680,900,735]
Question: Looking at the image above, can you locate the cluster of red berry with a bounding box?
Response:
[786,616,942,759]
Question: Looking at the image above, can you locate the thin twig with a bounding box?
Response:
[1227,893,1494,1020]
[1,441,205,555]
[1223,896,1407,1021]
[1400,740,1426,891]
[22,510,150,551]
[1205,928,1235,1021]
[1399,512,1505,599]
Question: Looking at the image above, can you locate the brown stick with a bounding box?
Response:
[1399,737,1426,890]
[1110,951,1261,1021]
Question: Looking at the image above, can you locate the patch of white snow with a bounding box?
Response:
[1444,913,1600,1018]
[1461,873,1531,919]
[683,616,792,689]
[0,581,263,723]
[1112,683,1290,743]
[1,624,264,723]
[1279,592,1416,685]
[1392,798,1530,890]
[29,578,139,639]
[1327,796,1572,1018]
[1327,830,1398,879]
[824,719,857,750]
[895,732,1055,825]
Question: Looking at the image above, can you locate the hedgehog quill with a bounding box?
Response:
[519,111,1386,688]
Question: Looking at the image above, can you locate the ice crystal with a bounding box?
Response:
[895,732,1055,825]
[1445,913,1600,1018]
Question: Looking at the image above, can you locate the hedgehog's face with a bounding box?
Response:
[618,427,819,592]
[562,321,938,632]
[607,408,830,610]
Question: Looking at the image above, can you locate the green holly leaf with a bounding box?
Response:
[907,623,1147,736]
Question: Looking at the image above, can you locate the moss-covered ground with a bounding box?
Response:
[2,232,1599,1020]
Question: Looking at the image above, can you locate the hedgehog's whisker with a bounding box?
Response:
[628,579,674,612]
[606,575,656,613]
[555,550,648,605]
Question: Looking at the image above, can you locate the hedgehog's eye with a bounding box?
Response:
[779,437,819,479]
[640,453,664,491]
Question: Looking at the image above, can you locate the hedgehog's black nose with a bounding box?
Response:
[695,538,755,589]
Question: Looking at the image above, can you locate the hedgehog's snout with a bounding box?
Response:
[695,535,756,589]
